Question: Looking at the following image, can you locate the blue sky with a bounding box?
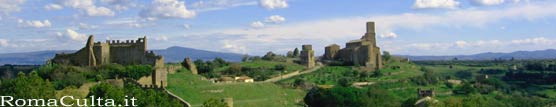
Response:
[0,0,555,56]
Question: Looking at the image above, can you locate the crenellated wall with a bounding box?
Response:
[52,35,167,88]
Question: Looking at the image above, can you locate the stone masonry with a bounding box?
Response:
[323,22,383,71]
[182,57,198,74]
[300,44,315,68]
[52,35,167,88]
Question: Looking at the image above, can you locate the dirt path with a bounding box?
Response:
[263,63,323,83]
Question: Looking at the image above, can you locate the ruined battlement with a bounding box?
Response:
[52,35,159,67]
[52,35,167,88]
[323,21,382,71]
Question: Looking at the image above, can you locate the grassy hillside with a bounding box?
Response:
[167,70,306,107]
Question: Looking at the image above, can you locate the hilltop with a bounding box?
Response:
[0,46,243,65]
[401,49,556,61]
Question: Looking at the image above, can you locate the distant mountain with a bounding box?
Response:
[0,46,243,65]
[153,46,243,63]
[401,49,556,61]
[0,50,73,65]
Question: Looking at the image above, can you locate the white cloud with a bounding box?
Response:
[413,0,460,9]
[85,6,115,16]
[380,32,398,39]
[471,0,505,6]
[100,0,136,11]
[78,23,98,30]
[0,0,25,14]
[140,0,196,19]
[250,21,265,28]
[222,40,247,53]
[104,17,153,28]
[18,19,52,28]
[189,2,556,55]
[190,0,257,12]
[265,15,286,23]
[0,39,8,47]
[44,4,63,10]
[260,0,288,9]
[56,29,87,41]
[511,37,553,45]
[154,35,169,41]
[55,0,115,16]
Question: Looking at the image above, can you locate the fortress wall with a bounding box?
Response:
[109,44,145,65]
[93,43,110,65]
[53,46,90,66]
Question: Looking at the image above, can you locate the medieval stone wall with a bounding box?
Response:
[300,45,315,68]
[321,22,383,71]
[52,35,167,88]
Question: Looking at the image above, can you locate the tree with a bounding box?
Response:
[202,98,228,107]
[88,83,126,105]
[125,65,153,80]
[382,51,392,62]
[293,48,300,57]
[0,72,56,99]
[227,63,242,75]
[274,64,287,71]
[287,51,294,58]
[338,78,352,87]
[262,51,276,61]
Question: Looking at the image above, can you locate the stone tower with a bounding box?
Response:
[324,44,340,60]
[182,57,198,74]
[300,44,315,68]
[320,22,383,71]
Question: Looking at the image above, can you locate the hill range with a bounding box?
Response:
[401,49,556,61]
[0,46,243,65]
[3,47,556,65]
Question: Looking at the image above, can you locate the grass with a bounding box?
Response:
[166,71,306,107]
[278,66,352,85]
[241,60,306,72]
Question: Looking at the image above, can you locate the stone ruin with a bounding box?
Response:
[323,22,383,71]
[181,57,198,74]
[51,35,167,88]
[300,44,316,68]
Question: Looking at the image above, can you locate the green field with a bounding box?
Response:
[240,60,306,72]
[167,71,306,107]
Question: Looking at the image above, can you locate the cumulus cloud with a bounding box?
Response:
[250,21,265,28]
[154,35,169,41]
[398,38,556,55]
[413,0,460,9]
[511,37,553,45]
[78,23,98,30]
[56,29,87,41]
[55,0,115,16]
[259,0,288,9]
[190,0,258,12]
[380,32,398,39]
[18,19,52,28]
[189,2,556,55]
[140,0,196,19]
[100,0,136,11]
[44,4,63,10]
[265,15,286,23]
[0,0,25,14]
[0,39,8,47]
[104,17,153,28]
[222,40,247,53]
[470,0,505,6]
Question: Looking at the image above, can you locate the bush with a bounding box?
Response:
[274,64,287,71]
